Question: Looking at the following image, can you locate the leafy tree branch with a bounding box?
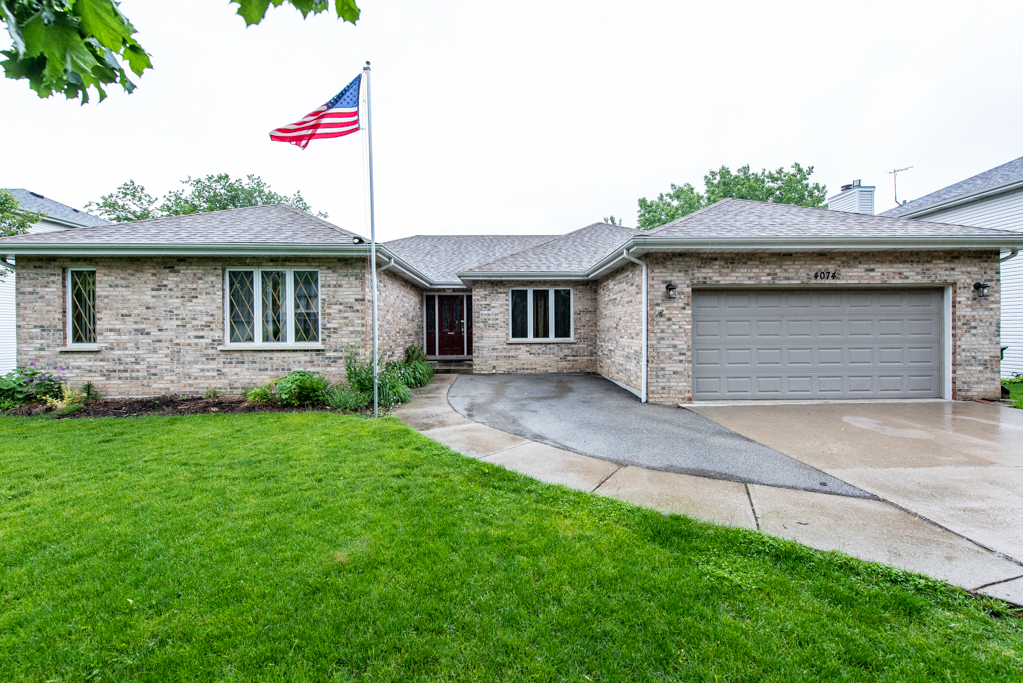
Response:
[0,188,45,280]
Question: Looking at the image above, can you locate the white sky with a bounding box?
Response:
[2,0,1022,240]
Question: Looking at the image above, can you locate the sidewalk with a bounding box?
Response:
[394,374,1023,605]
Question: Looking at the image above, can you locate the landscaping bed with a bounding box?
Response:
[5,394,338,419]
[0,412,1020,681]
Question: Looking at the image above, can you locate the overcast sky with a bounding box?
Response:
[2,0,1022,240]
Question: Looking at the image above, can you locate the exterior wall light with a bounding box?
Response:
[665,282,678,299]
[352,236,364,244]
[973,282,990,298]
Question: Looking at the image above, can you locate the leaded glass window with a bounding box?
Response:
[509,288,573,340]
[293,270,319,343]
[228,271,255,343]
[226,268,319,346]
[68,269,96,344]
[261,271,287,342]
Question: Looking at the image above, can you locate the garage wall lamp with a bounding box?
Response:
[665,282,678,299]
[973,282,990,298]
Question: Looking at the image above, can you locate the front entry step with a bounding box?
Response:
[430,360,474,374]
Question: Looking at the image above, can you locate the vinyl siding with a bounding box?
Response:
[920,188,1023,376]
[0,218,74,373]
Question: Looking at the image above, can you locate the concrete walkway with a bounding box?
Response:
[393,375,1023,606]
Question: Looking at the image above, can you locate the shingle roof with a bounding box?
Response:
[384,234,558,283]
[463,223,643,274]
[4,188,108,227]
[0,204,364,245]
[879,156,1023,218]
[650,198,1018,237]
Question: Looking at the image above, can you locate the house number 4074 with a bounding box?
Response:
[813,271,839,280]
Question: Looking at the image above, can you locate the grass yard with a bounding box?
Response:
[1,414,1020,682]
[1005,380,1023,408]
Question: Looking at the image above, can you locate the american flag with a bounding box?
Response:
[269,74,362,149]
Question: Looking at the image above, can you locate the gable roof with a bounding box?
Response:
[650,197,1015,238]
[878,156,1023,218]
[0,204,365,248]
[461,223,643,277]
[384,234,557,284]
[4,188,108,228]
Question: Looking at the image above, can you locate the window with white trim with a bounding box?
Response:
[225,269,320,345]
[509,288,572,340]
[67,268,96,345]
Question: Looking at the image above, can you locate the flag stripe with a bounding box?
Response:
[269,74,362,150]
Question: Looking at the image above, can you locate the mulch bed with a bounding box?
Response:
[6,395,344,419]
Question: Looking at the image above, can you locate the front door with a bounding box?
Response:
[438,295,465,355]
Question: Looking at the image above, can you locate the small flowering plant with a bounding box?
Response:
[0,364,66,406]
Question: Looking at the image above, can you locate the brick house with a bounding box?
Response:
[2,199,1020,404]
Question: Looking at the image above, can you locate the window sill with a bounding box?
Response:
[506,338,576,344]
[217,343,325,352]
[59,344,100,352]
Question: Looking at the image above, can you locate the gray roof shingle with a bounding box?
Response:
[878,156,1023,218]
[4,188,108,227]
[463,223,643,274]
[0,204,364,245]
[651,198,1018,237]
[384,234,559,283]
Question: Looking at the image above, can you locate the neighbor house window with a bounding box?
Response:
[225,269,320,345]
[509,288,573,340]
[67,268,96,345]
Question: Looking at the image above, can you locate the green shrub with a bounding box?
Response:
[245,386,273,403]
[0,364,66,407]
[273,371,330,406]
[377,374,412,406]
[344,346,376,394]
[384,359,434,389]
[324,386,371,412]
[404,344,428,363]
[80,381,100,401]
[201,388,224,399]
[342,347,419,407]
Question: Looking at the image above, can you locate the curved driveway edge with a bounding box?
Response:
[392,373,1023,606]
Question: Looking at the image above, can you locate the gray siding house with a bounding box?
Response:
[879,157,1023,377]
[0,190,107,373]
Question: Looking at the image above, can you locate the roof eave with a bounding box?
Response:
[0,243,373,257]
[888,177,1023,219]
[631,235,1023,250]
[456,271,589,281]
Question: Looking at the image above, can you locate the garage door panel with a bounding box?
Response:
[692,289,941,399]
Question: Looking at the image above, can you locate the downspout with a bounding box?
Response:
[1000,249,1019,263]
[621,248,648,403]
[377,257,395,274]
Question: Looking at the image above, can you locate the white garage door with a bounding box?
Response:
[692,288,943,400]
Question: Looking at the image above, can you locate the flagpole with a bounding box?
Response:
[364,61,379,418]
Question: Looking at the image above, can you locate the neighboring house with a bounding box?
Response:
[877,156,1023,377]
[0,189,108,373]
[1,199,1020,403]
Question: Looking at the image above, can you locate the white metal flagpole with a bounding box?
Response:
[364,61,379,418]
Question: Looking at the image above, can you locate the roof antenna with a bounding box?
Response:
[888,166,913,206]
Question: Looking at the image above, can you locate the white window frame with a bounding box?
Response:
[222,268,322,349]
[66,267,97,347]
[508,287,574,341]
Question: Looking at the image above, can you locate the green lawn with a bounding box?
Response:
[1,414,1019,682]
[1005,381,1023,408]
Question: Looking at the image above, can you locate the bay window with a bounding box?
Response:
[509,288,573,340]
[225,268,320,346]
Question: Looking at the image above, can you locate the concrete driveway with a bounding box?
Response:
[397,373,1023,605]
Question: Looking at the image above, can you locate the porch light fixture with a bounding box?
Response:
[351,236,364,244]
[974,282,990,298]
[665,282,678,299]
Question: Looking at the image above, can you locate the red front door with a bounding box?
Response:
[438,295,464,355]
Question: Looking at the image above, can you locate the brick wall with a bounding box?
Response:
[471,280,597,373]
[16,256,370,396]
[373,267,424,362]
[644,251,1002,404]
[596,261,642,392]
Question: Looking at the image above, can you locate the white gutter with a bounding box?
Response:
[1000,249,1019,263]
[621,248,648,403]
[1,256,15,270]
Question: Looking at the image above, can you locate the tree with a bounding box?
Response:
[636,163,828,230]
[85,173,326,222]
[1,0,360,104]
[0,188,45,281]
[603,215,623,226]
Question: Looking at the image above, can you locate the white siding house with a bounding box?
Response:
[0,190,108,373]
[879,158,1023,377]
